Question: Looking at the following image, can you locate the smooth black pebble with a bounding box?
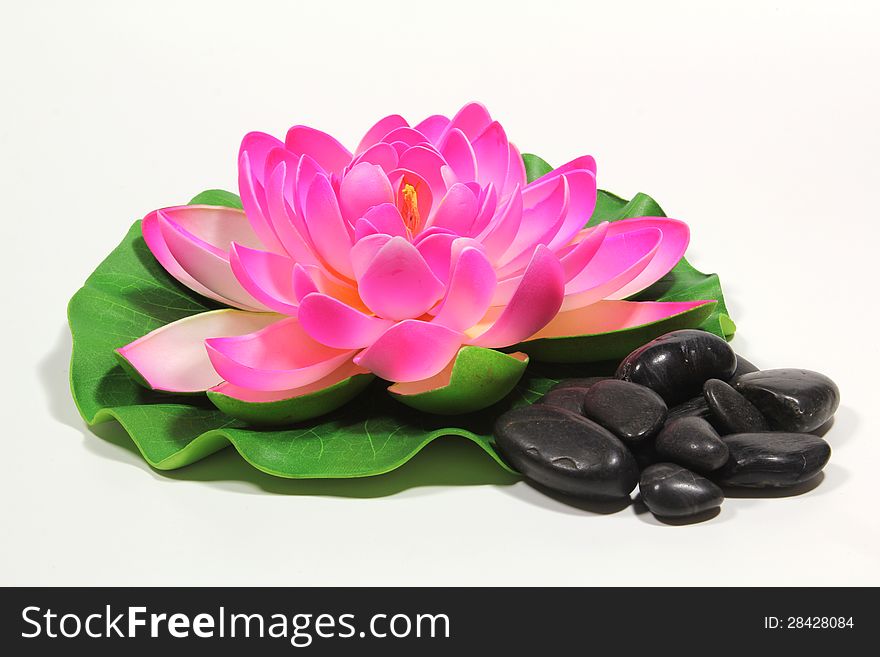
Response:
[538,388,589,415]
[639,463,724,518]
[547,377,610,393]
[714,432,831,487]
[704,378,769,434]
[729,354,760,382]
[667,395,713,423]
[615,329,737,405]
[654,417,729,472]
[582,379,668,444]
[493,405,639,499]
[734,369,840,432]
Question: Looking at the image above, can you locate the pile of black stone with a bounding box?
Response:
[493,330,840,521]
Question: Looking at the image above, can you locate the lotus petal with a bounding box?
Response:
[206,317,355,391]
[298,293,394,349]
[353,320,464,382]
[117,310,279,392]
[414,114,450,143]
[229,243,300,315]
[603,217,690,298]
[355,114,408,154]
[285,125,352,175]
[427,183,479,234]
[304,173,355,278]
[432,246,496,331]
[155,211,268,311]
[339,162,394,224]
[468,245,565,347]
[357,236,445,320]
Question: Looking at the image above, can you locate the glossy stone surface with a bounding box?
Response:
[615,329,737,405]
[714,432,831,488]
[639,463,724,517]
[667,395,713,424]
[734,369,840,432]
[582,380,668,444]
[729,354,760,382]
[538,387,588,415]
[547,377,610,393]
[493,405,639,499]
[704,378,769,434]
[654,417,729,472]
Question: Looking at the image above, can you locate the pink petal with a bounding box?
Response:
[559,221,609,281]
[263,161,320,266]
[351,142,399,172]
[354,218,380,241]
[477,186,523,263]
[545,169,598,252]
[304,173,355,279]
[361,203,407,238]
[561,228,662,311]
[415,231,458,283]
[603,218,691,299]
[355,114,408,154]
[503,142,528,197]
[117,310,279,392]
[414,114,450,144]
[468,245,565,348]
[298,293,394,349]
[239,132,285,183]
[353,320,464,382]
[471,121,510,193]
[528,154,598,186]
[397,145,449,204]
[439,128,477,183]
[432,247,496,331]
[210,358,368,402]
[230,243,299,315]
[292,263,319,300]
[206,317,354,391]
[350,233,392,279]
[357,236,445,320]
[526,300,714,340]
[339,162,394,224]
[426,183,479,234]
[238,151,286,254]
[148,209,267,311]
[445,102,493,141]
[468,183,498,236]
[380,126,431,147]
[497,176,569,274]
[285,125,352,175]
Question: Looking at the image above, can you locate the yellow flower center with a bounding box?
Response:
[400,183,421,238]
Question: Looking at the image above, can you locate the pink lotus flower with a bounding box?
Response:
[119,102,705,409]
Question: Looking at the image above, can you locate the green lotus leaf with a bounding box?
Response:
[522,153,553,183]
[388,347,529,415]
[207,372,375,427]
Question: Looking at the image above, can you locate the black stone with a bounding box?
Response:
[493,405,639,499]
[729,354,760,382]
[667,395,713,423]
[714,432,831,488]
[654,417,729,472]
[639,463,724,517]
[734,369,840,433]
[615,329,737,405]
[628,441,661,470]
[547,377,610,393]
[582,379,668,444]
[704,378,769,434]
[538,388,588,415]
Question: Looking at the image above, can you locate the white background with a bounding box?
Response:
[2,0,878,586]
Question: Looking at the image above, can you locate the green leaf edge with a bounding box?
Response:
[388,346,529,415]
[206,373,376,427]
